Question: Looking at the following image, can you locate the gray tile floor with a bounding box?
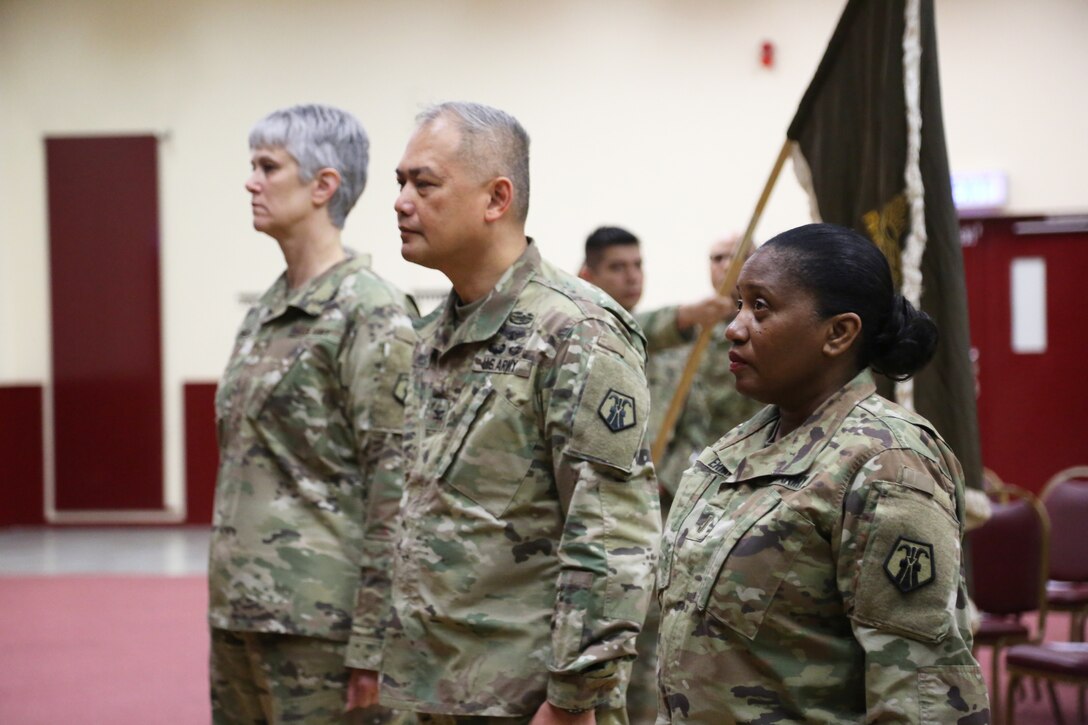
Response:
[0,526,210,575]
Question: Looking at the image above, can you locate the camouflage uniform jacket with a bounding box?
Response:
[208,252,417,671]
[375,243,661,715]
[657,370,989,724]
[646,323,762,500]
[635,305,694,354]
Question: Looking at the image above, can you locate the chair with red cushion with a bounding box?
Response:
[1042,466,1088,642]
[970,483,1050,723]
[1006,642,1088,724]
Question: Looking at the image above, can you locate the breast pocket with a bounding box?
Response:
[439,382,537,519]
[241,333,349,459]
[218,340,310,449]
[244,340,311,422]
[658,470,720,593]
[698,491,816,640]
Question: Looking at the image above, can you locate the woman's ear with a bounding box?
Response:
[311,168,342,207]
[824,312,862,358]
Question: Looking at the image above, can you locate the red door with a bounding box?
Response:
[46,136,164,515]
[961,216,1088,494]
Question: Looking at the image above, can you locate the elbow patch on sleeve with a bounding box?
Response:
[566,346,650,475]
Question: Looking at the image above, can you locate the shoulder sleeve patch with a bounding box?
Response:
[851,479,961,643]
[598,388,638,432]
[351,332,414,433]
[883,536,936,592]
[392,372,408,405]
[567,345,650,474]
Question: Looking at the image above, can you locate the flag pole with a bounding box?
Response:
[651,138,793,466]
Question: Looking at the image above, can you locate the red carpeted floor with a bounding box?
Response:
[0,574,1082,723]
[0,575,208,724]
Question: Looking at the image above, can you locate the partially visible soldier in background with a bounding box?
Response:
[351,101,660,724]
[580,229,758,725]
[207,104,416,725]
[578,226,733,354]
[646,233,763,501]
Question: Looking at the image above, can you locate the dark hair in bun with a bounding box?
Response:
[761,223,938,380]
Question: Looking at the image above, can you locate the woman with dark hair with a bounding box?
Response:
[655,224,989,723]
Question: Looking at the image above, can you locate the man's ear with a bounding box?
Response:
[578,264,592,282]
[483,176,513,222]
[312,168,342,207]
[824,312,862,358]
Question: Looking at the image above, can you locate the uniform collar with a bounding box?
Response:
[259,250,369,323]
[430,240,538,357]
[713,369,877,481]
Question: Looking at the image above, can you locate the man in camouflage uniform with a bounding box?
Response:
[353,102,660,723]
[580,230,754,724]
[208,104,416,724]
[657,370,989,723]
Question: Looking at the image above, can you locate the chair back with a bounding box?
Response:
[1041,466,1088,582]
[970,484,1049,623]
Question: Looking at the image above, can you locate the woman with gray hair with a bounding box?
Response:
[207,104,416,724]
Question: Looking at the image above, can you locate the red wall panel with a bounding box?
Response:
[0,385,46,525]
[46,136,163,511]
[184,382,218,524]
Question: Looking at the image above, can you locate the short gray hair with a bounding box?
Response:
[417,101,530,223]
[249,104,369,229]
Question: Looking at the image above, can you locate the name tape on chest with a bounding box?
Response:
[472,355,532,377]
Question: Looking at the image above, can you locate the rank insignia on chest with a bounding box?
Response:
[426,395,450,427]
[598,389,636,432]
[499,323,528,341]
[508,309,534,326]
[392,373,408,405]
[884,536,935,593]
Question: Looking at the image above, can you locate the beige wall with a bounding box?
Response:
[2,0,1086,512]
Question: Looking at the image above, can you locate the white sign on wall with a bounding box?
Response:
[952,170,1008,213]
[1010,256,1047,354]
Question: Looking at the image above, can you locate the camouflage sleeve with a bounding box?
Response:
[634,306,692,354]
[838,448,989,722]
[343,309,416,670]
[542,319,661,711]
